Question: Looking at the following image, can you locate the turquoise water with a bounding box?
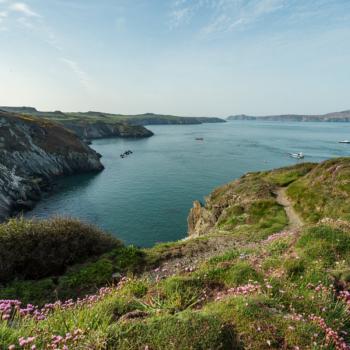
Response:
[26,121,350,247]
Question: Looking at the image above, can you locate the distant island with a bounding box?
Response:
[227,109,350,122]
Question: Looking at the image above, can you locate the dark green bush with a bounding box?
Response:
[0,217,120,283]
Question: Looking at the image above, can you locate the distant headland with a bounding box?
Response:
[227,109,350,122]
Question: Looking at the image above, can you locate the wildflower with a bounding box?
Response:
[215,283,261,301]
[309,315,350,350]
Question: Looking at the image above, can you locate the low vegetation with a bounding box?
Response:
[0,217,118,283]
[1,107,225,126]
[287,158,350,222]
[1,158,350,349]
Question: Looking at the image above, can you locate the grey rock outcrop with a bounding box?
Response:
[61,120,154,140]
[0,111,104,221]
[187,200,217,237]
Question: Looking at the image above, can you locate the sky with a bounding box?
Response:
[0,0,350,116]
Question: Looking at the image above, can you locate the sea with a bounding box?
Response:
[25,120,350,247]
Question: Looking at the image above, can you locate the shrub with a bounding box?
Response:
[0,217,120,283]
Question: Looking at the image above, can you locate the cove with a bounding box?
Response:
[25,121,350,247]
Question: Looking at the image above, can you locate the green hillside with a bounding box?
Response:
[1,159,350,349]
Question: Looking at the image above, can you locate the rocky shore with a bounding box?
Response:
[0,111,104,221]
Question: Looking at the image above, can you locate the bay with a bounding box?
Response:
[25,121,350,247]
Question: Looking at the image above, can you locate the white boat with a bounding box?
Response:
[289,152,304,159]
[339,140,350,144]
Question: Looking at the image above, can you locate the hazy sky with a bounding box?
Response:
[0,0,349,116]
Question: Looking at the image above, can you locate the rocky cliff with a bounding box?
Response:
[0,111,104,221]
[111,113,226,125]
[187,200,217,237]
[60,120,154,140]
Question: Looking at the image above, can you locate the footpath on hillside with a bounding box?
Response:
[144,187,304,280]
[276,187,303,229]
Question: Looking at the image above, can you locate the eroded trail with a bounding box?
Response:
[144,187,304,281]
[276,187,303,229]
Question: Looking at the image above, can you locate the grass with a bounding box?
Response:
[1,158,350,349]
[287,158,350,222]
[1,222,350,349]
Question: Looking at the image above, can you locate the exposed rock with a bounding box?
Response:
[0,111,104,221]
[187,200,216,237]
[187,173,282,237]
[60,120,154,140]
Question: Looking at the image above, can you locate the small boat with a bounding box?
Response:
[195,137,204,141]
[289,152,304,159]
[120,150,133,158]
[339,140,350,144]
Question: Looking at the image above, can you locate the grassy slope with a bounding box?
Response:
[0,111,95,154]
[0,107,225,125]
[1,159,350,349]
[287,158,350,222]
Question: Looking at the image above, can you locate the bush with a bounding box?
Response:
[0,217,120,283]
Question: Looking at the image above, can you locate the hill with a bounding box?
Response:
[0,107,226,136]
[0,107,154,140]
[228,110,350,122]
[1,158,350,349]
[0,110,103,221]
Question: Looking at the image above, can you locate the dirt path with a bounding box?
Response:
[276,187,303,229]
[143,188,303,281]
[144,233,238,280]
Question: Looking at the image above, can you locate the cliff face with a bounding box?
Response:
[187,200,217,237]
[61,120,154,140]
[0,111,104,221]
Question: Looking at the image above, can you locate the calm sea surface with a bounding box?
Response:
[25,121,350,247]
